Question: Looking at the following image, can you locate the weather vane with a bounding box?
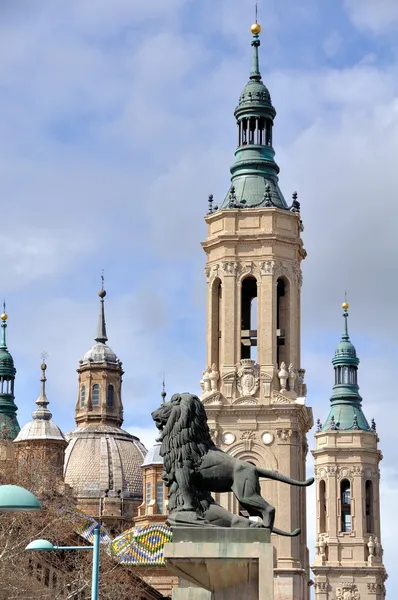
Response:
[101,269,104,289]
[41,351,49,363]
[255,2,258,23]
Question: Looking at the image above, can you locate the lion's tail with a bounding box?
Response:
[256,468,314,487]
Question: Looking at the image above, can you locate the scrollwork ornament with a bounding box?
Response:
[222,261,240,276]
[277,429,292,443]
[351,465,364,477]
[259,260,275,276]
[314,582,328,592]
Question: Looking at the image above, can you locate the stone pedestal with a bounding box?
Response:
[164,528,274,600]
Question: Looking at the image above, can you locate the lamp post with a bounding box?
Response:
[26,523,101,600]
[0,484,42,512]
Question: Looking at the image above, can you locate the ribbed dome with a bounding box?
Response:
[81,342,119,366]
[334,339,357,359]
[15,419,65,442]
[64,425,147,499]
[14,362,66,444]
[237,79,274,113]
[0,348,16,377]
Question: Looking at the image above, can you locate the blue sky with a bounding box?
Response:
[2,0,398,593]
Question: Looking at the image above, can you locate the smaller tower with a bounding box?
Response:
[64,279,146,532]
[14,357,67,490]
[312,302,387,599]
[0,306,20,461]
[135,384,168,527]
[75,277,124,428]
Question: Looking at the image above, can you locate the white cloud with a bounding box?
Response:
[344,0,398,33]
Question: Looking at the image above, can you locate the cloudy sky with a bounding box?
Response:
[2,0,398,593]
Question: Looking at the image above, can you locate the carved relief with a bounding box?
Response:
[292,265,303,287]
[326,466,337,477]
[296,368,307,397]
[351,465,364,477]
[201,393,223,406]
[241,430,256,451]
[209,426,220,444]
[200,364,219,398]
[278,362,288,392]
[233,398,258,405]
[271,392,294,405]
[287,363,296,392]
[221,261,240,276]
[314,533,328,565]
[277,429,292,443]
[314,582,328,592]
[335,584,360,599]
[367,535,381,565]
[241,430,256,440]
[237,359,260,397]
[260,372,273,397]
[259,260,275,276]
[367,583,384,594]
[241,261,255,276]
[222,371,236,399]
[205,263,219,283]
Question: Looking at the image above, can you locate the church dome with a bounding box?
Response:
[81,342,119,366]
[64,425,146,499]
[14,361,66,444]
[15,419,65,442]
[237,79,274,113]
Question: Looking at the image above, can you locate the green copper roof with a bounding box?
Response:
[220,26,293,212]
[0,308,19,441]
[320,304,370,432]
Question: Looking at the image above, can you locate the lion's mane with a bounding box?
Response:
[158,393,215,514]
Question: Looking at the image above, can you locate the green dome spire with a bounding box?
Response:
[0,305,20,441]
[321,302,370,432]
[220,21,289,211]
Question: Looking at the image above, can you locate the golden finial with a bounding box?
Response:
[1,301,8,321]
[251,2,261,34]
[342,291,349,310]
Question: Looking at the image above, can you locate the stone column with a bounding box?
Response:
[257,264,275,369]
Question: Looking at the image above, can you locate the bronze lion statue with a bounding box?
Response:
[152,392,314,536]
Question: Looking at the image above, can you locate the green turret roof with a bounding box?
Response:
[220,22,293,211]
[0,307,20,441]
[320,303,370,432]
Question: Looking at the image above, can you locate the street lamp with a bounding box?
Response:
[0,484,42,512]
[26,523,101,600]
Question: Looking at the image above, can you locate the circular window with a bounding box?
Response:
[223,432,236,445]
[262,432,274,445]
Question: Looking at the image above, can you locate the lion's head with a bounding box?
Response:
[151,393,215,513]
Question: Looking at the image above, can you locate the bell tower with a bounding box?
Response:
[201,20,313,600]
[312,302,387,599]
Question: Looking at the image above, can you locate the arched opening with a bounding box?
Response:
[107,384,114,408]
[340,479,351,532]
[92,384,100,407]
[319,480,326,533]
[266,121,273,146]
[241,277,258,360]
[211,278,222,367]
[277,278,288,366]
[366,480,374,533]
[80,385,86,408]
